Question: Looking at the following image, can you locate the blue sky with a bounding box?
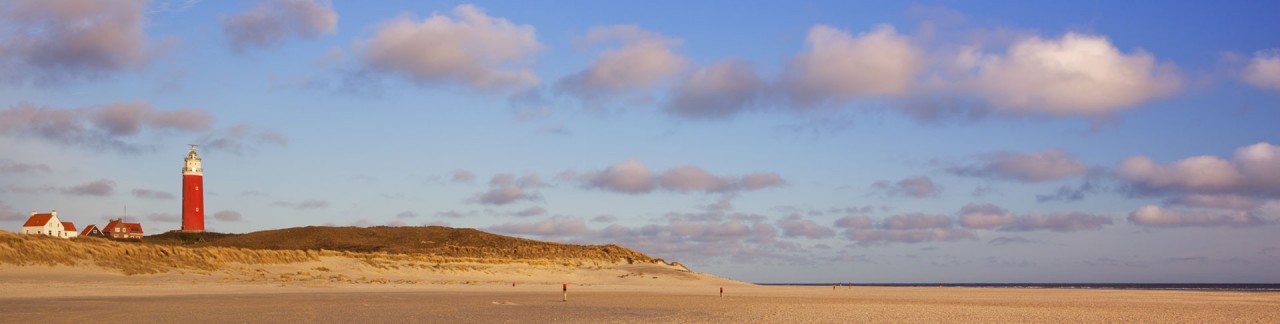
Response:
[2,0,1279,283]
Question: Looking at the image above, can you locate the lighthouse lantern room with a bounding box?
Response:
[181,145,205,232]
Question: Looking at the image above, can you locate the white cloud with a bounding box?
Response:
[781,24,922,105]
[740,173,787,190]
[1000,213,1112,232]
[957,203,1112,232]
[471,187,538,205]
[0,102,212,152]
[956,203,1016,229]
[660,166,784,193]
[844,228,975,244]
[489,173,546,188]
[486,218,589,236]
[870,176,941,198]
[0,0,155,83]
[659,165,732,192]
[1165,194,1264,211]
[450,169,475,183]
[1128,205,1267,228]
[1242,49,1280,91]
[214,210,243,222]
[988,236,1036,246]
[958,32,1179,116]
[0,201,26,221]
[62,179,115,197]
[510,206,546,217]
[0,160,51,174]
[576,160,785,194]
[198,124,289,155]
[223,0,337,51]
[1117,142,1280,196]
[358,4,541,89]
[948,149,1088,182]
[664,59,764,119]
[479,209,799,264]
[776,215,835,239]
[880,213,953,230]
[131,188,175,200]
[559,25,687,99]
[578,159,656,194]
[833,215,873,229]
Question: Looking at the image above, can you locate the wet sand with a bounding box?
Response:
[4,284,1277,323]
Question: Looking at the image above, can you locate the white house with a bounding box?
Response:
[21,210,77,239]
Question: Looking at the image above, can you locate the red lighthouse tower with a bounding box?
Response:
[181,145,205,232]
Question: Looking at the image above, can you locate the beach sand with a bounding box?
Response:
[3,265,1277,323]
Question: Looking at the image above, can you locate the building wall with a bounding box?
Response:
[22,215,70,239]
[182,174,204,232]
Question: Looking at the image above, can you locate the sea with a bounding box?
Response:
[756,283,1280,292]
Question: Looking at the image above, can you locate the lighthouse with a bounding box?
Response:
[181,145,205,232]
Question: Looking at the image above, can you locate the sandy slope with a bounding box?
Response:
[1,277,1277,323]
[2,260,1277,322]
[3,232,1277,322]
[0,257,740,298]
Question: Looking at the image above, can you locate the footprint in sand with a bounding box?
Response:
[490,301,519,306]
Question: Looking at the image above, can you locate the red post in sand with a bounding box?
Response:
[719,287,723,297]
[562,283,568,302]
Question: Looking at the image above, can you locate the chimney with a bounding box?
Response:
[51,210,56,217]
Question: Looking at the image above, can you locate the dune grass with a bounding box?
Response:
[0,228,663,276]
[0,231,316,275]
[147,226,659,264]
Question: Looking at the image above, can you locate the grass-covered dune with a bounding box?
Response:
[0,226,669,276]
[147,226,659,264]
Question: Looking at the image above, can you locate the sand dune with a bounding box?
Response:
[0,229,738,298]
[1,282,1277,323]
[4,230,1278,322]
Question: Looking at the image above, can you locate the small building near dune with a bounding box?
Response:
[80,224,104,237]
[60,222,79,238]
[21,211,76,239]
[102,218,144,240]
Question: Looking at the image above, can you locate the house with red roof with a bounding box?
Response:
[102,218,144,240]
[80,224,104,237]
[21,210,77,239]
[61,222,78,238]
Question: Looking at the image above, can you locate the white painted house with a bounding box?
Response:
[21,211,77,239]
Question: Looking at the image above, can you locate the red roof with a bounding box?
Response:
[103,219,121,232]
[61,222,77,232]
[23,213,54,227]
[80,224,98,236]
[103,219,143,234]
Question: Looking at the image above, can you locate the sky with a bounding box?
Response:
[1,0,1279,283]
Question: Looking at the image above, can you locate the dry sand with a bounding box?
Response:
[2,264,1277,323]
